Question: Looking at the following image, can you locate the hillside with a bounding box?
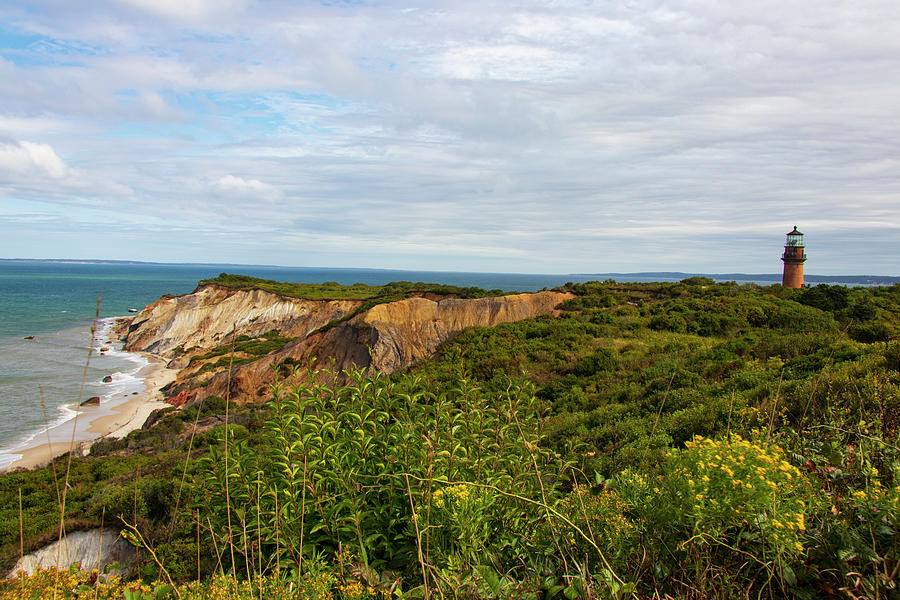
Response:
[1,278,898,599]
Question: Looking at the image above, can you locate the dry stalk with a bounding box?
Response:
[404,473,430,600]
[196,510,201,582]
[93,506,105,600]
[224,324,237,579]
[167,393,207,538]
[206,515,225,576]
[39,386,63,516]
[18,487,23,563]
[121,521,181,599]
[509,384,571,577]
[766,368,785,444]
[256,471,263,600]
[56,294,101,598]
[644,370,676,466]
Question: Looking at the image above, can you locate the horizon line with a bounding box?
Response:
[1,258,898,281]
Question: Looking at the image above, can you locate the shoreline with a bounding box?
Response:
[0,320,179,473]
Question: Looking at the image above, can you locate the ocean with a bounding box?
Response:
[0,261,613,467]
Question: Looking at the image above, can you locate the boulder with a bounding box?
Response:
[80,396,101,407]
[102,375,113,383]
[8,528,136,578]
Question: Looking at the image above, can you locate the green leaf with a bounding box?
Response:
[780,564,797,587]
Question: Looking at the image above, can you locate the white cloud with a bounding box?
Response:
[211,175,284,201]
[0,1,898,273]
[0,141,68,179]
[111,0,246,20]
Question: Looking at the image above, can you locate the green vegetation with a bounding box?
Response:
[200,273,510,301]
[186,330,299,374]
[189,331,296,365]
[2,279,899,599]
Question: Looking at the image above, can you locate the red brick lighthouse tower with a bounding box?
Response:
[781,226,807,288]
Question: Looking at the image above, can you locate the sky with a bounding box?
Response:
[0,1,898,275]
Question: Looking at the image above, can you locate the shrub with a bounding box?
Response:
[798,284,850,312]
[533,485,639,571]
[193,368,568,578]
[849,322,892,343]
[573,347,617,376]
[616,434,812,595]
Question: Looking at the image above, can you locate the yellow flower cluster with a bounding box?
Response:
[665,434,809,553]
[849,477,900,510]
[0,568,123,600]
[337,580,378,600]
[431,483,472,509]
[619,470,647,486]
[0,568,342,600]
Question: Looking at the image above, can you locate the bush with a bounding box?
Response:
[616,434,812,595]
[193,368,568,577]
[885,341,900,371]
[798,284,850,312]
[849,322,892,343]
[770,302,839,333]
[573,347,617,376]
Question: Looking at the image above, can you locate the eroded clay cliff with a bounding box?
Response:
[197,291,574,402]
[124,284,362,359]
[122,283,573,405]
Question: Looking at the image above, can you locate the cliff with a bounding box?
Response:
[197,291,573,402]
[122,283,573,404]
[124,284,362,361]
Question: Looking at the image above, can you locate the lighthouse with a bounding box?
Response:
[781,226,806,288]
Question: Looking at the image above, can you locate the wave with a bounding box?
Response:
[0,316,152,470]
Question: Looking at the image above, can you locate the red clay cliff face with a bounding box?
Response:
[197,291,574,402]
[123,285,574,405]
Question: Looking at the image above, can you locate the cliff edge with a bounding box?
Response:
[122,281,574,405]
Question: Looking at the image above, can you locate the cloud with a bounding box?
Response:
[0,1,898,273]
[111,0,246,20]
[0,140,68,179]
[211,175,284,201]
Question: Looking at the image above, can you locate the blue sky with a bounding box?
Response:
[0,0,898,275]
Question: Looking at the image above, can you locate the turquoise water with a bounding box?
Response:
[0,261,601,465]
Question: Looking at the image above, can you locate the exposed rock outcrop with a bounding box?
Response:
[124,284,362,359]
[8,529,136,578]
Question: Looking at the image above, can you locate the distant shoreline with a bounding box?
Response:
[2,258,897,284]
[572,272,900,286]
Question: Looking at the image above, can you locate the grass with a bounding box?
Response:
[200,273,512,301]
[187,331,296,366]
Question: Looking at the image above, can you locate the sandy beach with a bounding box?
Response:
[0,353,178,472]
